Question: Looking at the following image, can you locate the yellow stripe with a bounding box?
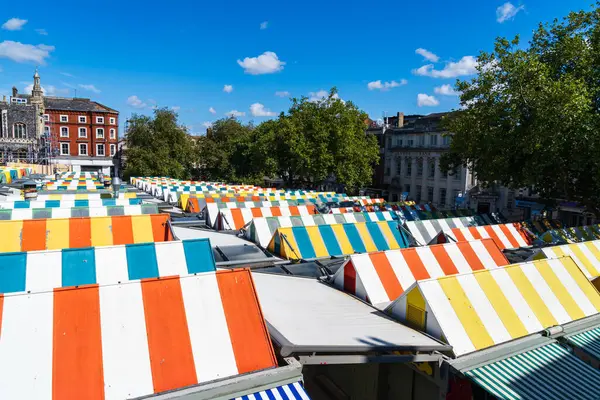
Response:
[438,276,495,350]
[559,256,600,311]
[331,224,354,255]
[180,194,190,210]
[124,192,136,199]
[378,221,400,250]
[535,259,584,320]
[90,217,113,247]
[131,215,154,244]
[506,265,558,327]
[355,223,377,252]
[49,194,61,200]
[583,242,600,276]
[569,243,600,278]
[475,271,528,338]
[45,218,70,251]
[0,221,23,252]
[305,226,329,258]
[552,246,566,257]
[75,193,87,200]
[278,227,300,260]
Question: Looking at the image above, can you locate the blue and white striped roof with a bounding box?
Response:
[233,381,311,400]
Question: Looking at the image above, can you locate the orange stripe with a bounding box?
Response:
[456,241,485,271]
[288,206,300,215]
[150,214,172,242]
[230,209,246,229]
[498,224,520,248]
[69,217,92,248]
[452,229,467,242]
[141,277,198,393]
[481,238,509,266]
[251,196,260,201]
[251,208,262,218]
[482,225,504,248]
[52,286,104,399]
[430,245,459,275]
[369,252,404,299]
[216,270,276,374]
[21,219,47,251]
[306,205,316,214]
[187,198,199,212]
[402,248,430,280]
[270,207,282,217]
[112,215,134,245]
[468,226,483,240]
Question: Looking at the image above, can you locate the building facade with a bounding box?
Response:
[11,71,120,175]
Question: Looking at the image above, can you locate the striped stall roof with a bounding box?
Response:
[234,382,311,400]
[405,217,479,245]
[438,223,532,250]
[0,239,215,294]
[0,199,143,209]
[465,342,600,400]
[34,192,140,201]
[213,205,317,231]
[0,214,172,253]
[333,239,509,308]
[246,212,397,248]
[203,201,301,222]
[0,269,277,399]
[267,221,408,260]
[539,224,600,245]
[0,204,158,220]
[537,240,600,280]
[386,256,600,357]
[565,326,600,362]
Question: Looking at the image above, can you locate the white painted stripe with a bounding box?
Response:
[180,274,239,383]
[300,215,315,226]
[11,209,32,220]
[99,282,154,399]
[486,225,510,248]
[89,207,108,217]
[240,209,253,227]
[206,204,219,227]
[278,216,293,228]
[420,281,476,356]
[456,274,512,344]
[252,219,272,247]
[279,207,292,217]
[299,206,311,217]
[94,246,130,285]
[52,208,72,219]
[414,247,445,278]
[261,208,273,217]
[576,243,600,276]
[156,242,188,277]
[406,222,426,245]
[344,214,358,224]
[352,254,390,305]
[126,205,143,215]
[421,221,439,241]
[382,212,393,221]
[293,381,311,400]
[280,201,290,207]
[384,251,420,295]
[505,224,529,247]
[458,228,475,241]
[436,219,453,233]
[0,291,53,400]
[470,240,500,268]
[25,250,62,293]
[520,262,571,324]
[322,214,337,224]
[546,258,597,316]
[444,243,472,274]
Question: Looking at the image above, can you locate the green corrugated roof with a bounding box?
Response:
[566,326,600,361]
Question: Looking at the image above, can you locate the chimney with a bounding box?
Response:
[12,87,18,97]
[2,95,6,103]
[397,112,404,128]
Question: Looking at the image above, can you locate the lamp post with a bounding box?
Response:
[112,176,121,199]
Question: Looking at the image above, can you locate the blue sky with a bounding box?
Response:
[0,0,592,134]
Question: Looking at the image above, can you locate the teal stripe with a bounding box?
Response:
[343,224,366,253]
[125,243,159,280]
[291,227,316,259]
[0,252,27,293]
[317,225,343,256]
[365,222,389,251]
[62,248,97,287]
[182,239,216,273]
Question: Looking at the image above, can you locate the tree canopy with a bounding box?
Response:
[441,4,600,210]
[124,108,196,179]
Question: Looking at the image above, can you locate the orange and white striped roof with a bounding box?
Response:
[0,270,276,399]
[332,239,508,307]
[213,205,316,230]
[439,223,532,250]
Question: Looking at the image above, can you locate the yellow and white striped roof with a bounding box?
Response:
[386,256,600,357]
[537,240,600,280]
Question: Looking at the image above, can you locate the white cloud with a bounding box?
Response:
[275,91,290,97]
[417,93,439,107]
[226,110,245,117]
[35,28,48,36]
[496,2,524,23]
[202,121,213,129]
[171,106,181,111]
[209,106,216,114]
[223,84,233,93]
[415,48,439,62]
[127,95,147,109]
[78,84,100,94]
[250,103,277,117]
[0,41,55,64]
[412,56,478,78]
[367,79,407,91]
[23,83,68,96]
[2,18,27,31]
[260,21,268,30]
[237,51,285,75]
[434,84,459,96]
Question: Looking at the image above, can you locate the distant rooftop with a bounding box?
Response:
[15,93,118,114]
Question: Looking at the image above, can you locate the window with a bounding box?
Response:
[442,135,451,146]
[391,193,399,202]
[454,166,461,180]
[79,143,88,156]
[60,143,70,155]
[78,127,87,138]
[96,144,105,156]
[96,128,104,139]
[110,128,116,139]
[78,116,87,123]
[417,158,423,177]
[13,123,26,139]
[110,144,116,156]
[109,117,116,125]
[387,136,392,149]
[440,188,447,206]
[396,158,402,175]
[404,184,411,195]
[96,116,104,124]
[407,139,414,147]
[406,157,412,177]
[60,115,68,123]
[416,185,422,203]
[60,127,69,138]
[418,136,425,146]
[430,135,438,146]
[427,186,434,202]
[43,114,49,122]
[428,160,436,178]
[43,126,50,135]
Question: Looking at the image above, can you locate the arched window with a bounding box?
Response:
[13,123,26,139]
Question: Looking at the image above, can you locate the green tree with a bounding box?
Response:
[124,108,196,179]
[441,4,600,210]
